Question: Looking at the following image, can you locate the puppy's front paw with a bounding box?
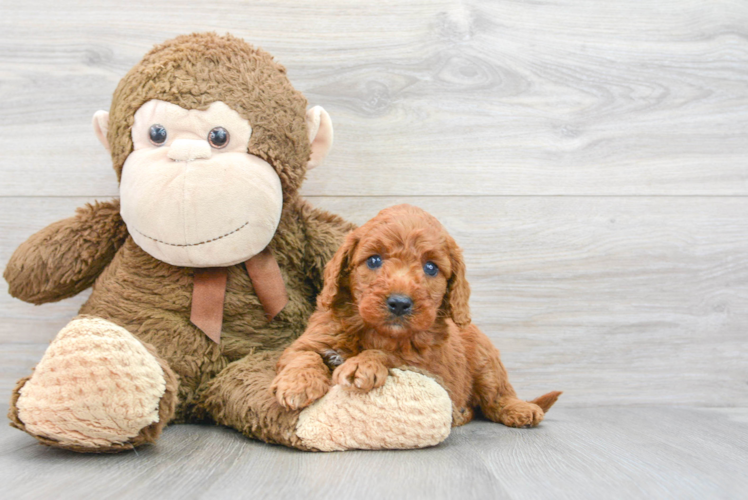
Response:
[332,354,389,392]
[271,368,330,411]
[498,400,545,428]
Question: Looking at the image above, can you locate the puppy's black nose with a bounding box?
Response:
[387,294,413,316]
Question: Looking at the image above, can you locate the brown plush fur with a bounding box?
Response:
[4,200,129,304]
[272,204,561,427]
[5,33,354,451]
[107,33,310,197]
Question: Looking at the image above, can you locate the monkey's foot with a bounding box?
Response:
[9,316,178,452]
[296,368,452,451]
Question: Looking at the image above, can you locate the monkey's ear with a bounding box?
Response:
[92,110,110,152]
[306,106,333,169]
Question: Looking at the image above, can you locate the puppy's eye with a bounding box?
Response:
[423,261,439,277]
[208,126,230,149]
[366,255,383,270]
[148,124,167,146]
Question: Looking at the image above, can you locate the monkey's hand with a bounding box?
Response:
[4,199,128,304]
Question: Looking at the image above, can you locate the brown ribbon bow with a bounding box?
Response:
[190,247,288,343]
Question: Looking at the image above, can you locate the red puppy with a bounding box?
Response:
[272,204,561,428]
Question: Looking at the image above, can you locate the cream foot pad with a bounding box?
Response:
[16,317,167,449]
[296,369,453,451]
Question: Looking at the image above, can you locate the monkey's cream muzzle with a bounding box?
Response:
[119,100,283,268]
[167,139,213,162]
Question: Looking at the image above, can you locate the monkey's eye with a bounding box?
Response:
[366,255,383,270]
[208,126,230,149]
[148,124,167,146]
[423,261,439,277]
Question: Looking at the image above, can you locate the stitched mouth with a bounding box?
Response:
[133,221,250,247]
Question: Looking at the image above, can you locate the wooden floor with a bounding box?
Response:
[2,405,747,499]
[1,0,747,497]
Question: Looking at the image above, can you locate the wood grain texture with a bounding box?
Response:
[0,0,747,196]
[2,196,747,407]
[1,0,747,408]
[2,0,747,490]
[1,404,747,499]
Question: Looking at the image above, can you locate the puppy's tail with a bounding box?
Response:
[530,391,562,413]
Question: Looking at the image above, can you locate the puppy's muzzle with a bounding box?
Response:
[387,294,413,317]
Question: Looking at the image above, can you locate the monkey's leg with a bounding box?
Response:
[197,351,453,451]
[9,316,178,453]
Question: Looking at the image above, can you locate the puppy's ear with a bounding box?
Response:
[318,230,359,310]
[443,237,471,327]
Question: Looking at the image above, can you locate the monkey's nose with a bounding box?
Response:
[387,294,413,316]
[167,139,212,162]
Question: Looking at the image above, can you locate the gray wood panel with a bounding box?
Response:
[1,0,747,493]
[2,405,747,499]
[0,0,747,197]
[2,196,746,407]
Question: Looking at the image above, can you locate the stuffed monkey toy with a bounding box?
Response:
[5,33,453,452]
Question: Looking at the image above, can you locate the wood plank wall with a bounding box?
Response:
[1,0,746,407]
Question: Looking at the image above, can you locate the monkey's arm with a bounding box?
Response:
[4,199,128,304]
[297,199,356,295]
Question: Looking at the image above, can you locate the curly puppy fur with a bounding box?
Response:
[272,204,561,428]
